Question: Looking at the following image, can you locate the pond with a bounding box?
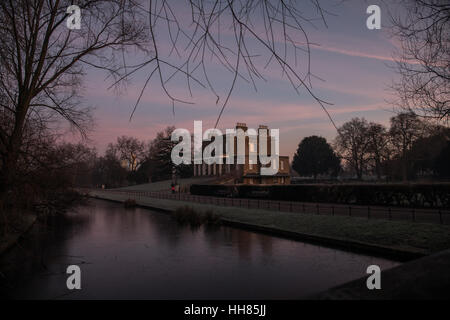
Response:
[0,199,399,299]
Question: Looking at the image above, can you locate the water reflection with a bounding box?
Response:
[0,199,399,299]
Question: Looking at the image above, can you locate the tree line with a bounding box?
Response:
[293,112,450,181]
[1,0,447,235]
[84,126,192,188]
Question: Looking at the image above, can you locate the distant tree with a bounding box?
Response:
[389,112,426,180]
[112,136,146,172]
[434,141,450,178]
[408,127,450,178]
[145,126,192,182]
[292,136,340,179]
[135,158,159,183]
[391,0,450,122]
[335,118,371,179]
[91,149,127,188]
[366,122,390,179]
[147,127,176,181]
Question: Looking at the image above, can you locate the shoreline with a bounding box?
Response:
[0,214,37,256]
[88,190,450,262]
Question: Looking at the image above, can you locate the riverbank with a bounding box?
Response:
[0,214,37,256]
[0,190,87,256]
[316,248,450,299]
[89,190,450,261]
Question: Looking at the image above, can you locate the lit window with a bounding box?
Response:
[249,142,256,153]
[281,160,284,170]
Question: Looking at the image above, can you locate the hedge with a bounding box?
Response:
[190,183,450,208]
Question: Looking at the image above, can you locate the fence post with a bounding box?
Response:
[349,206,352,217]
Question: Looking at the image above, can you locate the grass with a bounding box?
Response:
[90,190,450,256]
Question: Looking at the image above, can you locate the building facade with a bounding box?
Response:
[193,123,291,184]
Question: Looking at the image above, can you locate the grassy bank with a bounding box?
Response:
[89,190,450,259]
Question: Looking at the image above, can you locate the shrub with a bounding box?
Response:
[172,206,221,227]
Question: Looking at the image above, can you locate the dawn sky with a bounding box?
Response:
[78,0,403,159]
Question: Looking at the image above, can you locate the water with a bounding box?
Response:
[0,199,399,299]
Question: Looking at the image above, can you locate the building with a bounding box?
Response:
[193,123,291,184]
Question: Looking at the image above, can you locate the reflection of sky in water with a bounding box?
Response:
[0,199,399,299]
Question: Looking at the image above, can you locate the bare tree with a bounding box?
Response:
[125,0,335,128]
[0,0,146,203]
[388,112,427,180]
[335,118,371,180]
[0,0,333,206]
[390,0,450,122]
[113,135,146,172]
[366,122,389,179]
[91,149,128,188]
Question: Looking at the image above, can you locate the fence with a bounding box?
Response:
[90,189,450,225]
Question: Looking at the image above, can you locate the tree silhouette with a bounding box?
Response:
[389,112,427,181]
[391,0,450,122]
[335,118,371,180]
[366,122,389,179]
[292,136,340,179]
[434,141,450,178]
[0,0,332,207]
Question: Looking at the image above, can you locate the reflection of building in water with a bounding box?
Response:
[257,235,273,257]
[220,228,274,261]
[236,230,253,260]
[193,123,291,184]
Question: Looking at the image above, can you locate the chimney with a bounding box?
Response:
[236,122,248,131]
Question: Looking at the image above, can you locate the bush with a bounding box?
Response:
[190,183,450,208]
[172,206,221,227]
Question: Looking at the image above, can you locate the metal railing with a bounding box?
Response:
[89,188,450,225]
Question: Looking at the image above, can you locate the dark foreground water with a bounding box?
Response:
[0,199,399,299]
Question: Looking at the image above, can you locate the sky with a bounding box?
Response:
[75,0,404,160]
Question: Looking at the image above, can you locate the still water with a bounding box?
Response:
[0,199,399,299]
